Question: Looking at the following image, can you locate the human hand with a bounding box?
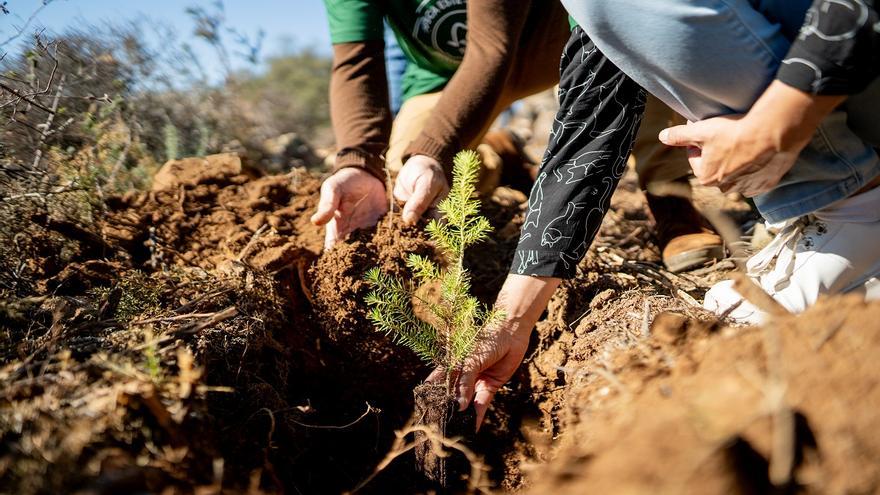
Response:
[428,274,561,430]
[393,154,449,224]
[659,80,845,197]
[658,114,800,197]
[310,167,388,249]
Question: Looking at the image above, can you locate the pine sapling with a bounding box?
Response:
[365,150,503,394]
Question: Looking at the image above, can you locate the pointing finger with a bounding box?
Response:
[473,379,498,432]
[659,123,705,148]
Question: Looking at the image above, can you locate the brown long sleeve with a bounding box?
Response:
[404,0,569,169]
[329,41,392,181]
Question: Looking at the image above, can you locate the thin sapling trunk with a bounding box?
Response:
[364,150,503,487]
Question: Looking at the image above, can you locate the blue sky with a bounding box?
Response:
[1,0,333,80]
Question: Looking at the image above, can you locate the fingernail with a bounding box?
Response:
[658,129,669,143]
[403,212,416,225]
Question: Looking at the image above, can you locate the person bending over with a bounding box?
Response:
[312,0,726,273]
[311,0,568,249]
[455,0,880,428]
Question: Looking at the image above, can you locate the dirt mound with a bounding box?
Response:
[2,155,444,494]
[1,154,536,494]
[1,263,295,493]
[4,154,879,494]
[524,295,880,494]
[483,172,880,494]
[103,153,324,273]
[309,216,434,369]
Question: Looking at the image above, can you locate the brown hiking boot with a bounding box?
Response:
[481,129,539,195]
[646,189,725,273]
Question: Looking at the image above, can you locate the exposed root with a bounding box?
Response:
[350,422,491,494]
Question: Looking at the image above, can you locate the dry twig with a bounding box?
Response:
[762,322,795,487]
[236,224,269,262]
[349,422,490,494]
[730,273,789,317]
[284,402,378,430]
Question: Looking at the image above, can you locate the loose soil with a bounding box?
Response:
[2,153,879,494]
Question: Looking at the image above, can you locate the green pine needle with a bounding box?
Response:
[406,254,440,282]
[364,267,440,363]
[363,150,504,385]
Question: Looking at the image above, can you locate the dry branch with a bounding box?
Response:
[349,422,490,494]
[762,322,794,487]
[730,273,789,317]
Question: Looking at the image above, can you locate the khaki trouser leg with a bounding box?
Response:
[629,93,692,194]
[630,93,726,273]
[386,91,509,195]
[392,92,690,196]
[386,92,444,176]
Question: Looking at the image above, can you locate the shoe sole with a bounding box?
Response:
[664,245,726,273]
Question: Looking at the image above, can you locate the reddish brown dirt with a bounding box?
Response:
[2,154,427,494]
[308,215,434,372]
[1,154,533,494]
[103,153,324,273]
[4,155,880,494]
[522,295,880,495]
[486,170,880,494]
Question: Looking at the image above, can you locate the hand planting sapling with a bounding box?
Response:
[364,150,502,485]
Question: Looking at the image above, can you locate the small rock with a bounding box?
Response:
[151,153,250,191]
[245,212,266,232]
[491,186,528,207]
[267,215,283,229]
[650,312,690,344]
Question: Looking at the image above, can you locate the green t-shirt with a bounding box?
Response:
[324,0,468,101]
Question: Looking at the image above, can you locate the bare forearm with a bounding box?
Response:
[496,274,561,334]
[745,80,846,152]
